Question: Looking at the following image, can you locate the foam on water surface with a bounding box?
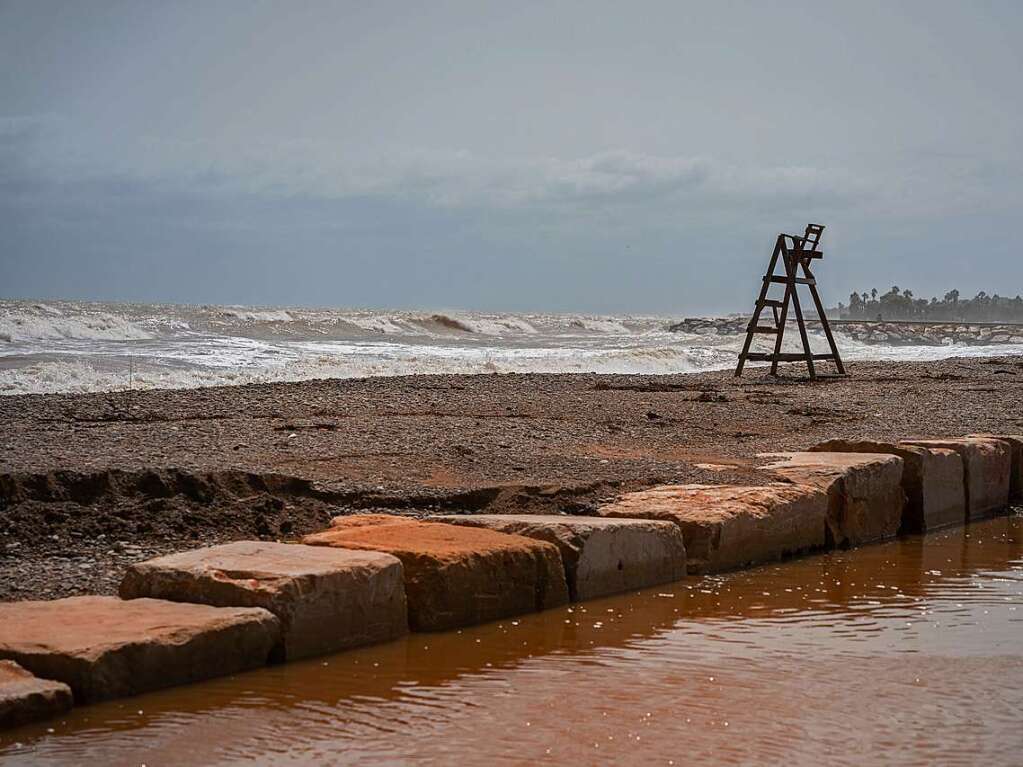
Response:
[2,300,1021,395]
[0,309,154,344]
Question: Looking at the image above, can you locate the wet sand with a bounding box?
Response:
[3,515,1021,766]
[2,356,1023,600]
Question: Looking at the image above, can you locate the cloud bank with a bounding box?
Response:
[1,1,1021,312]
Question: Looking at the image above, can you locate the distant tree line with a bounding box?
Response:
[838,287,1023,322]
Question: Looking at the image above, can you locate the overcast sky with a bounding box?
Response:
[1,0,1020,313]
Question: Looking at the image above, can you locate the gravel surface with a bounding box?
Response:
[3,356,1022,600]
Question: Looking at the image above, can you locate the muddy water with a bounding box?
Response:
[3,514,1022,766]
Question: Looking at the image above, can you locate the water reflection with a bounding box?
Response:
[3,514,1021,766]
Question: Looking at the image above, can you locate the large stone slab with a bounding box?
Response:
[970,434,1023,501]
[902,437,1010,519]
[0,596,279,703]
[597,484,828,574]
[761,452,905,547]
[811,440,965,532]
[303,515,569,631]
[120,541,408,661]
[430,514,686,601]
[0,660,72,730]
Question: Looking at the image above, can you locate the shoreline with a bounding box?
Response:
[3,354,1023,601]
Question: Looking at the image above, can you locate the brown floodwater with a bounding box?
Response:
[2,513,1022,766]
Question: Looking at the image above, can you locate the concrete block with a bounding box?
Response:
[303,515,569,631]
[970,434,1023,501]
[120,541,408,661]
[597,484,828,574]
[902,437,1010,519]
[762,452,905,547]
[431,514,686,601]
[811,440,965,532]
[0,596,279,703]
[0,660,72,730]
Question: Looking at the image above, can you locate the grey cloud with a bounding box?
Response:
[3,121,875,214]
[1,1,1021,312]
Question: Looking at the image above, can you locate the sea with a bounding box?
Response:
[3,299,1023,396]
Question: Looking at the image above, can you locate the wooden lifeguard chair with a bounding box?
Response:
[734,223,845,381]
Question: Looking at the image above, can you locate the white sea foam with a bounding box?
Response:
[1,300,1020,395]
[0,310,154,342]
[217,308,295,322]
[466,316,540,335]
[429,314,540,336]
[32,303,64,316]
[343,314,416,335]
[567,316,634,334]
[0,341,734,395]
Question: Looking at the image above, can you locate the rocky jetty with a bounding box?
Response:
[668,316,1023,346]
[837,322,1023,346]
[668,316,748,335]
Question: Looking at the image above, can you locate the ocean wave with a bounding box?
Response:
[0,341,734,395]
[414,314,540,336]
[5,335,1022,396]
[460,315,540,335]
[2,300,1021,396]
[342,315,414,334]
[421,314,476,333]
[0,310,154,342]
[161,305,670,341]
[31,303,64,316]
[217,308,295,322]
[567,316,634,334]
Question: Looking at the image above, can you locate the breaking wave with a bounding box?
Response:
[217,308,295,322]
[0,309,154,342]
[0,342,738,396]
[343,314,415,335]
[568,317,634,334]
[415,314,541,335]
[2,299,1022,396]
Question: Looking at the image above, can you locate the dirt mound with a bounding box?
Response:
[0,467,628,601]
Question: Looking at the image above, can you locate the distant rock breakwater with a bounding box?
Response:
[668,317,1023,346]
